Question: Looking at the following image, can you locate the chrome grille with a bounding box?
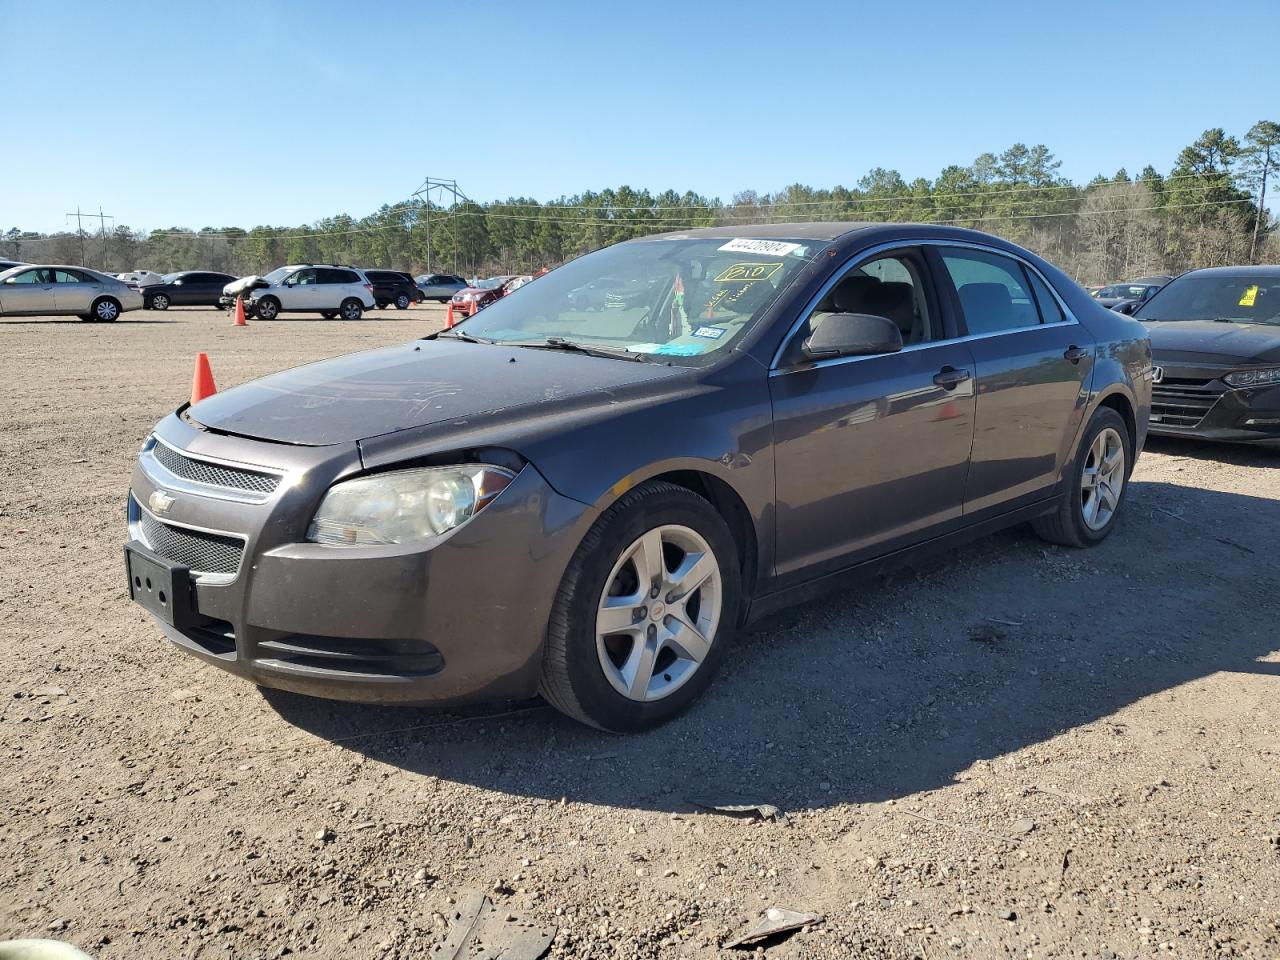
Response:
[151,441,280,495]
[1151,378,1220,428]
[139,509,244,576]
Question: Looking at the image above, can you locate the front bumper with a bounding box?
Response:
[125,412,596,705]
[1149,360,1280,444]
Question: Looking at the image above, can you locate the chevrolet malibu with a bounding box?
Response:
[1136,265,1280,445]
[125,223,1151,731]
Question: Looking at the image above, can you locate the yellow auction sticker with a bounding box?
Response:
[1239,284,1258,307]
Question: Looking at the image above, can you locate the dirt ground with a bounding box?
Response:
[2,306,1279,960]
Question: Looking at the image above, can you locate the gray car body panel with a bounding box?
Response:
[128,223,1151,705]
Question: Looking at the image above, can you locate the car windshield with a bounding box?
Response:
[477,277,507,289]
[1100,284,1149,299]
[450,236,824,360]
[1135,275,1280,325]
[262,267,292,284]
[162,273,181,282]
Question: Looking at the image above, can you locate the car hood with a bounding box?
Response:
[223,275,270,296]
[1143,320,1280,364]
[185,338,687,445]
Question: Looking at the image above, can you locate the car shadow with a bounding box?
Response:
[1144,435,1280,468]
[262,479,1280,813]
[0,318,179,325]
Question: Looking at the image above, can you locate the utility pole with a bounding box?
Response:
[411,177,468,273]
[66,207,114,267]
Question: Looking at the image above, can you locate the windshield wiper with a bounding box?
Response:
[505,337,652,362]
[434,330,492,343]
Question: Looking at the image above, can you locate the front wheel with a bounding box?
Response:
[91,297,121,322]
[339,298,363,321]
[394,293,411,310]
[539,481,741,732]
[1033,407,1132,548]
[255,296,280,320]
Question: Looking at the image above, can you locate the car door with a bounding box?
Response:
[934,245,1094,518]
[282,268,319,310]
[52,269,100,313]
[768,247,978,585]
[0,268,57,314]
[184,273,217,305]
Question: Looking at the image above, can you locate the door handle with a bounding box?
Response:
[933,366,971,390]
[1063,345,1089,363]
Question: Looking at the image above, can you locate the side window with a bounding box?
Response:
[54,270,84,283]
[804,251,935,348]
[9,269,49,284]
[1025,269,1065,323]
[291,269,317,285]
[940,248,1041,334]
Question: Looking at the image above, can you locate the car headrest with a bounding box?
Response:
[830,275,881,313]
[957,282,1014,326]
[863,281,916,333]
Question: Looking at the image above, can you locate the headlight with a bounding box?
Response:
[1224,367,1280,388]
[307,465,516,546]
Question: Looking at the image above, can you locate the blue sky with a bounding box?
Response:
[5,0,1278,234]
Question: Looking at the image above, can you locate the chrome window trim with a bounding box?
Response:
[127,494,247,585]
[770,237,1080,371]
[140,434,285,504]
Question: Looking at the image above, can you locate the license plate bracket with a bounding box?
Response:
[124,541,203,629]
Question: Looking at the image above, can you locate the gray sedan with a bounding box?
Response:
[415,273,468,301]
[0,264,143,321]
[124,223,1151,731]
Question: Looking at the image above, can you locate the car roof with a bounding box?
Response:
[1177,265,1280,279]
[642,222,878,242]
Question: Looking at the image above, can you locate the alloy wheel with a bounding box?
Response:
[1080,426,1125,531]
[151,294,168,310]
[595,524,722,702]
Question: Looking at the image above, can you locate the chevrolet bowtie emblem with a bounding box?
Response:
[148,490,176,515]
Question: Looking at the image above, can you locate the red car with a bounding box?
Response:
[447,275,532,326]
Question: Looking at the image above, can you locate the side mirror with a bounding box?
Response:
[173,279,183,286]
[803,313,903,360]
[1112,301,1136,315]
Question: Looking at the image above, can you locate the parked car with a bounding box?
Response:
[0,264,143,321]
[416,273,468,302]
[124,223,1150,731]
[142,271,237,310]
[364,269,422,310]
[220,264,376,320]
[1093,282,1162,311]
[448,275,519,315]
[0,259,28,273]
[1135,265,1280,445]
[117,270,166,287]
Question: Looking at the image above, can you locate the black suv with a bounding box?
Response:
[363,270,421,310]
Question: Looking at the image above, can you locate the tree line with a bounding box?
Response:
[5,123,1277,285]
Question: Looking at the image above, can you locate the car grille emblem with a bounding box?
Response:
[149,489,176,515]
[1151,366,1164,384]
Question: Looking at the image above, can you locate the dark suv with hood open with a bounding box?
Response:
[124,223,1151,731]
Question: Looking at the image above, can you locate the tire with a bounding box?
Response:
[1033,407,1132,548]
[376,302,389,310]
[91,297,121,322]
[320,310,337,320]
[539,481,741,732]
[255,297,279,320]
[394,293,411,310]
[339,298,363,321]
[148,293,169,311]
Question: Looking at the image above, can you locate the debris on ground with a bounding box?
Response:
[430,891,556,959]
[688,798,787,822]
[725,906,822,949]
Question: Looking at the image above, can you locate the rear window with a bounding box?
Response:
[365,270,391,282]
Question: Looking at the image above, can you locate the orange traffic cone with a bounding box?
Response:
[191,353,217,405]
[446,303,455,327]
[468,301,478,317]
[233,295,247,327]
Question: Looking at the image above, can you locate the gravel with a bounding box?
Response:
[2,306,1279,958]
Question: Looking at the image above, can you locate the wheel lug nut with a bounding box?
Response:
[637,607,647,620]
[650,586,660,599]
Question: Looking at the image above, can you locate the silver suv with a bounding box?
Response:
[222,265,376,320]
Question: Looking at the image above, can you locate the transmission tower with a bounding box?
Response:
[411,177,469,273]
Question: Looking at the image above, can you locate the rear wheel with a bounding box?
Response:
[91,297,121,322]
[340,298,363,321]
[255,296,280,320]
[1033,407,1131,548]
[539,481,740,732]
[148,293,169,311]
[394,293,411,310]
